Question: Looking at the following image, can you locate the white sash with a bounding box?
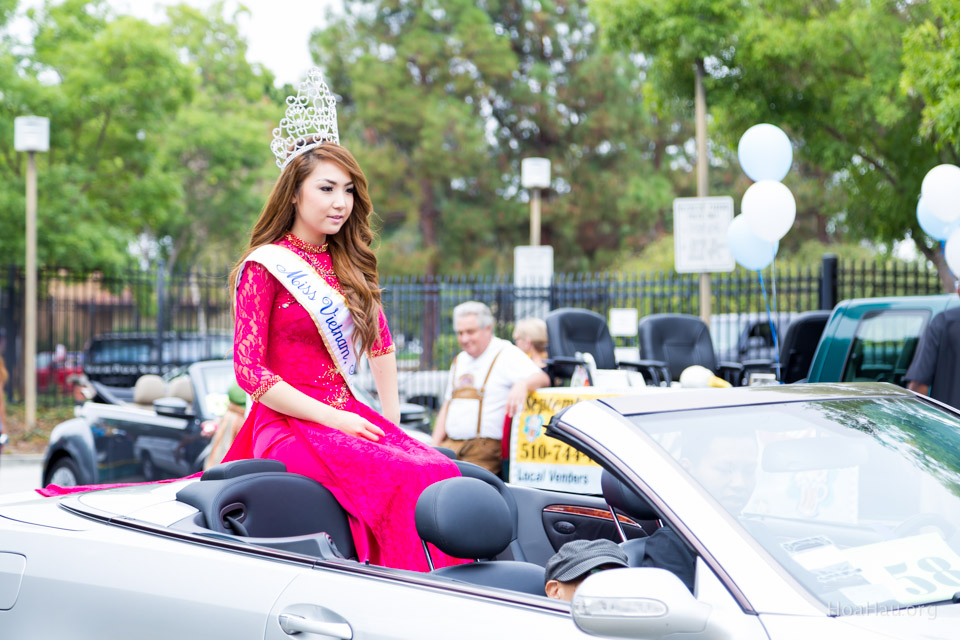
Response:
[240,244,366,403]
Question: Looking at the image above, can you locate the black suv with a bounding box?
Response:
[84,332,232,387]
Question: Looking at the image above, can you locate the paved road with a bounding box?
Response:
[0,455,44,495]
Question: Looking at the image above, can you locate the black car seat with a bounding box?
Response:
[545,307,667,385]
[415,477,545,595]
[600,470,660,566]
[778,310,831,383]
[454,459,526,561]
[637,313,743,384]
[177,459,355,559]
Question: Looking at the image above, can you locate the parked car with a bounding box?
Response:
[36,349,84,394]
[42,359,235,487]
[83,331,233,387]
[806,293,960,387]
[5,382,960,638]
[43,360,434,486]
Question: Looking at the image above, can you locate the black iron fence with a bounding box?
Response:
[0,255,946,406]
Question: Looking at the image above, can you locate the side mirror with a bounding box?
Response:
[572,568,711,639]
[154,396,194,419]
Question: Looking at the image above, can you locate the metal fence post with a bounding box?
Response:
[820,254,838,310]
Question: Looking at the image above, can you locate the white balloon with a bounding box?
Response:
[921,164,960,222]
[727,214,778,271]
[945,229,960,277]
[738,124,793,182]
[741,180,797,242]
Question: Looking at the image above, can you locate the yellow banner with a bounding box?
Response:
[512,388,622,467]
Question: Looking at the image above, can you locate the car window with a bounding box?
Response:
[632,398,960,613]
[90,340,154,364]
[841,310,928,385]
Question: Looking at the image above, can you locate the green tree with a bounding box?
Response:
[313,0,694,276]
[713,0,957,290]
[595,0,960,290]
[0,0,194,271]
[153,2,282,272]
[902,0,960,150]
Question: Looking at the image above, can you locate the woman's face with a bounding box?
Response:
[291,160,354,244]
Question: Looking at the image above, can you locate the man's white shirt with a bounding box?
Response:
[443,336,542,440]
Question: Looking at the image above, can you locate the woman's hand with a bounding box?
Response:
[333,411,385,442]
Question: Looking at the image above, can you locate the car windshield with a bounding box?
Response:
[631,397,960,613]
[197,364,237,419]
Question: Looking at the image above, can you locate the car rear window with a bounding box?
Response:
[841,310,928,386]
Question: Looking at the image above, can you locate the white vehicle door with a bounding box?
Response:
[267,567,588,640]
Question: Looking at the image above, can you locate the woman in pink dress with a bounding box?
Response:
[222,73,462,572]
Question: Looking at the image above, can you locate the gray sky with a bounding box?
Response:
[17,0,340,86]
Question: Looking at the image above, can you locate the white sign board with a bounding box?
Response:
[673,196,735,273]
[514,245,553,285]
[14,116,50,152]
[514,245,553,319]
[608,308,638,337]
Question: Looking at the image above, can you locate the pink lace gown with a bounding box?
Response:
[224,234,463,572]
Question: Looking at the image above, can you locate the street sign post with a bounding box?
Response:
[673,196,736,274]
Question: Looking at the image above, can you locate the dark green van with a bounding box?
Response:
[805,294,960,386]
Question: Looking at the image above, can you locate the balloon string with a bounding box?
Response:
[757,269,781,382]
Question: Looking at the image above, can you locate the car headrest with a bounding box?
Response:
[545,308,617,370]
[176,470,355,558]
[601,470,659,521]
[416,477,513,560]
[132,374,166,405]
[168,375,194,403]
[202,459,287,480]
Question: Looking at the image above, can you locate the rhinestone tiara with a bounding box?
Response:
[271,68,340,170]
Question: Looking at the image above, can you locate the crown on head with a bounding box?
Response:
[271,68,340,170]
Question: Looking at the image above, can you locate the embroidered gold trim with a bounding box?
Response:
[252,374,282,402]
[285,233,328,254]
[370,344,395,357]
[320,366,342,382]
[328,384,350,408]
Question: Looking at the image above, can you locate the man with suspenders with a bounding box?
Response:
[432,301,550,475]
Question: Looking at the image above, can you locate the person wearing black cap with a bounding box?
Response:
[544,538,629,601]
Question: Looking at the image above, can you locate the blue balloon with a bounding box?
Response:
[727,214,778,271]
[917,196,959,241]
[738,124,793,182]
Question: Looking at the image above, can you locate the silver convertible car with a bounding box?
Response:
[2,383,960,638]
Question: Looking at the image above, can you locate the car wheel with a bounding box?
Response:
[141,453,157,481]
[46,457,80,487]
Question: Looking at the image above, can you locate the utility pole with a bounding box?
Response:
[14,116,50,431]
[695,59,712,326]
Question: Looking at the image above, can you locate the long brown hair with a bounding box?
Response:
[230,143,383,355]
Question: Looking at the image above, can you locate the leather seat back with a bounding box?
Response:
[638,313,717,380]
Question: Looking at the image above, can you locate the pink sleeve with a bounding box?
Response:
[369,306,395,357]
[234,262,282,401]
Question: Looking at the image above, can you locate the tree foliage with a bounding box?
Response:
[903,0,960,150]
[0,1,279,274]
[311,0,690,276]
[594,0,960,290]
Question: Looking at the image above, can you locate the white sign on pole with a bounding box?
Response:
[673,196,735,273]
[608,308,638,337]
[14,116,50,152]
[514,245,553,319]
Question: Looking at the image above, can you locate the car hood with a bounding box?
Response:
[761,605,960,639]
